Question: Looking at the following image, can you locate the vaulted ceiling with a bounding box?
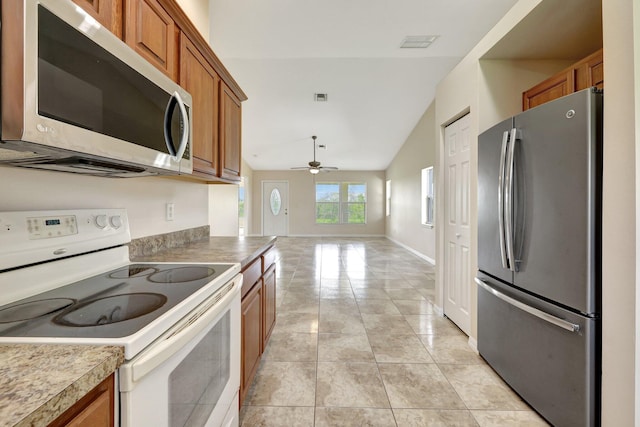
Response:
[210,0,521,171]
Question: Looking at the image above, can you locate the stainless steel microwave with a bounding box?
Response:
[0,0,193,177]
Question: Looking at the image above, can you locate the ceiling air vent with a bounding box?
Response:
[400,35,439,49]
[314,93,328,102]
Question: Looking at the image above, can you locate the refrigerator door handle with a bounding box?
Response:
[498,131,509,270]
[504,128,518,272]
[475,277,581,333]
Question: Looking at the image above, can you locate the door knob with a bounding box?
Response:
[456,233,461,238]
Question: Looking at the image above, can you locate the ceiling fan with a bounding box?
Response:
[291,136,338,174]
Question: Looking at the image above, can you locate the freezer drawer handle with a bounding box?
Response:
[475,277,580,333]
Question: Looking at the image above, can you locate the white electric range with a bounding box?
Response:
[0,209,242,427]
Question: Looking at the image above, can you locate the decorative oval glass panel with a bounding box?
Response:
[270,189,282,215]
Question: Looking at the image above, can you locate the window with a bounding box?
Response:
[316,182,367,224]
[386,180,391,217]
[421,167,434,227]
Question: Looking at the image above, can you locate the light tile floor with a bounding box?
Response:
[240,237,549,427]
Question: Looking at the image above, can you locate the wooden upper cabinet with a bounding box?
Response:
[574,49,604,91]
[523,48,603,111]
[180,33,220,177]
[73,0,123,37]
[124,0,177,80]
[523,70,574,111]
[220,83,242,181]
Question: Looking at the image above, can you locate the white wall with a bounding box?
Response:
[177,0,210,40]
[208,184,239,236]
[434,0,552,337]
[0,167,208,239]
[425,0,638,423]
[241,159,254,235]
[250,170,385,236]
[478,59,575,132]
[385,102,436,262]
[601,0,637,424]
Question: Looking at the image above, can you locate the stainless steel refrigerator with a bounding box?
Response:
[476,87,602,427]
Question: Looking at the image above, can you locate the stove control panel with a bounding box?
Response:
[27,215,78,240]
[0,209,131,271]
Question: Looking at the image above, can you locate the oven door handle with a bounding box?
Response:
[119,274,242,391]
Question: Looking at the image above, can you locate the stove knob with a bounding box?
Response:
[110,215,123,229]
[95,214,108,229]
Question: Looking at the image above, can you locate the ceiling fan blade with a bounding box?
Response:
[320,166,339,170]
[291,167,310,170]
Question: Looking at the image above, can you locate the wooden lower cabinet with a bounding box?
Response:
[240,280,262,405]
[49,374,115,427]
[523,48,603,111]
[240,245,277,407]
[262,264,277,347]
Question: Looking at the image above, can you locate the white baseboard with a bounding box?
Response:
[385,236,435,265]
[468,336,479,354]
[257,234,387,238]
[432,304,444,316]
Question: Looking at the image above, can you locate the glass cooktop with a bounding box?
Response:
[0,263,235,338]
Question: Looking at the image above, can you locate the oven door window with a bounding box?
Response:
[168,311,230,427]
[37,5,184,155]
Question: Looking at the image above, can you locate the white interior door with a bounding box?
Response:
[262,181,289,236]
[443,114,471,335]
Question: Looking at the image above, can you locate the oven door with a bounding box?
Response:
[119,274,241,427]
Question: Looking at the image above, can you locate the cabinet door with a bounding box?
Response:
[180,33,219,177]
[72,0,123,37]
[241,282,262,406]
[522,70,574,111]
[49,374,114,427]
[262,264,277,347]
[124,0,177,80]
[220,82,242,181]
[574,49,603,91]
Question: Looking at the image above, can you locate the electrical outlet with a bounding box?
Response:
[166,203,175,221]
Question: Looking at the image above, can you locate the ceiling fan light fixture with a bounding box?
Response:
[309,167,320,174]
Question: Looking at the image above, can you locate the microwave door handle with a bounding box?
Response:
[173,91,190,161]
[163,92,189,160]
[498,130,509,270]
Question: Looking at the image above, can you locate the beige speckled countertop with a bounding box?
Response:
[131,236,277,269]
[0,344,124,427]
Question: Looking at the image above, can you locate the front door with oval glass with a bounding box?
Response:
[262,181,289,236]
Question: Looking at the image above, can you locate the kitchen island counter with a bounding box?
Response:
[0,344,124,427]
